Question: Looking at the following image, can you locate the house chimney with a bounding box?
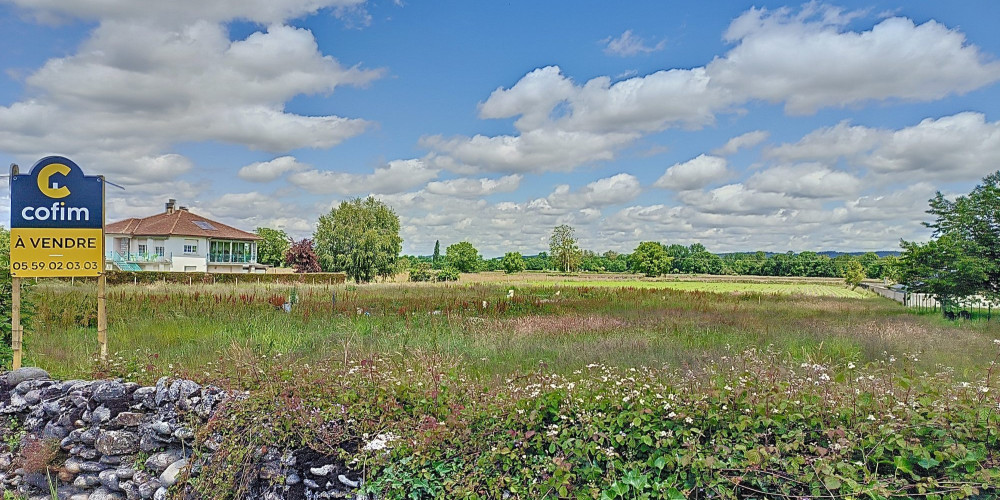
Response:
[165,199,176,213]
[179,206,188,212]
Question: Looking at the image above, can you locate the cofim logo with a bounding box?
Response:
[19,163,92,221]
[21,202,91,222]
[9,155,105,278]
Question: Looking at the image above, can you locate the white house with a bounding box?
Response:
[105,199,265,273]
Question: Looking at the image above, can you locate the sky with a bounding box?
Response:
[1,1,999,258]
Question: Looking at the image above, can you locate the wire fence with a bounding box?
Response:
[860,283,993,321]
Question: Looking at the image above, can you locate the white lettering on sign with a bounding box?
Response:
[20,202,90,221]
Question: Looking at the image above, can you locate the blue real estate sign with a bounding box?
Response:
[9,156,105,277]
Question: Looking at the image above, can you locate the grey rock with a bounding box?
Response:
[116,466,136,480]
[9,392,27,408]
[158,458,187,488]
[80,461,108,472]
[42,421,71,440]
[154,377,169,406]
[92,405,112,424]
[145,450,183,474]
[132,387,156,410]
[41,400,61,416]
[64,457,84,474]
[112,412,144,428]
[338,474,359,488]
[120,480,140,500]
[93,381,127,405]
[286,473,301,485]
[172,427,193,441]
[95,430,139,456]
[139,432,167,453]
[23,389,42,405]
[81,427,100,445]
[311,464,335,476]
[91,486,125,500]
[74,473,101,487]
[5,367,50,387]
[60,380,86,393]
[153,487,168,500]
[100,454,123,465]
[99,469,122,491]
[137,478,161,499]
[304,478,321,489]
[22,471,51,490]
[150,421,171,436]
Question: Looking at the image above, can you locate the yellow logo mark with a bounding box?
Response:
[37,163,71,199]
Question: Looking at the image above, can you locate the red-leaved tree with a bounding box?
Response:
[284,239,321,273]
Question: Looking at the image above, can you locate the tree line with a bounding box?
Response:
[250,170,997,301]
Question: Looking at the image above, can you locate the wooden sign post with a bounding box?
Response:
[9,157,107,369]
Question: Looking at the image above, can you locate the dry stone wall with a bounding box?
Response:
[0,368,365,500]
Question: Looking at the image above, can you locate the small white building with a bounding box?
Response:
[105,199,265,273]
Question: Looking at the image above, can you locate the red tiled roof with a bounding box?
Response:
[106,209,261,241]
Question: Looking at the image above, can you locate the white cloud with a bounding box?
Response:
[654,155,729,191]
[478,66,577,131]
[710,6,1000,114]
[238,156,310,182]
[746,164,862,198]
[767,112,1000,183]
[677,183,819,216]
[0,16,382,187]
[766,120,886,163]
[288,159,439,195]
[713,130,770,156]
[602,30,666,57]
[546,173,641,210]
[863,112,1000,181]
[422,129,637,174]
[425,175,522,198]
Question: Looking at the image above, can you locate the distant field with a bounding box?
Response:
[450,271,869,297]
[526,279,870,298]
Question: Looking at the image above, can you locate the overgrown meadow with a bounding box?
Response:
[19,276,1000,498]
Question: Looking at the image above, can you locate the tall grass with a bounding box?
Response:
[21,280,999,385]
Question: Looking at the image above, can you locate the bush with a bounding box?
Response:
[409,263,433,282]
[435,267,460,282]
[500,252,526,274]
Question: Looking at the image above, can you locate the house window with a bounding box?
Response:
[184,266,196,272]
[138,244,147,255]
[183,239,198,254]
[155,246,165,257]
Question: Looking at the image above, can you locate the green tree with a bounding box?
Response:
[254,227,290,267]
[899,234,987,315]
[549,225,582,272]
[843,259,866,290]
[500,252,526,274]
[314,197,402,283]
[432,240,441,268]
[923,170,999,299]
[0,226,17,367]
[446,241,481,273]
[628,241,672,277]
